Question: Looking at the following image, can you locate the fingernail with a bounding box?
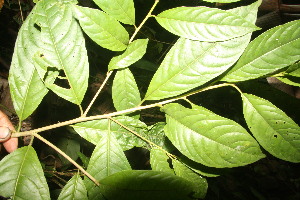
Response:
[0,126,11,141]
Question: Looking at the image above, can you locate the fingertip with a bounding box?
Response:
[3,137,18,153]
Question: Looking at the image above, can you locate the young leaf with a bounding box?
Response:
[84,131,131,194]
[112,68,141,111]
[155,6,259,42]
[108,39,149,70]
[58,173,88,200]
[0,146,50,199]
[73,5,129,51]
[150,148,173,174]
[144,35,251,100]
[162,103,265,168]
[93,0,135,25]
[32,0,89,105]
[173,160,208,199]
[72,116,147,150]
[242,93,300,162]
[222,20,300,82]
[98,170,195,200]
[9,6,48,121]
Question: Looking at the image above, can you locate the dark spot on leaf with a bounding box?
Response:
[274,135,278,138]
[40,54,44,57]
[34,23,41,32]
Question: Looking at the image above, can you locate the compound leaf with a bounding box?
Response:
[242,93,300,162]
[93,0,135,25]
[73,5,129,51]
[0,146,50,200]
[173,160,208,199]
[98,170,195,200]
[58,173,88,200]
[155,6,259,42]
[162,103,265,168]
[222,20,300,82]
[109,39,148,70]
[112,68,141,111]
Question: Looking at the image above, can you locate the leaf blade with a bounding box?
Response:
[242,93,300,162]
[150,148,174,174]
[112,68,141,111]
[73,5,129,51]
[108,39,148,70]
[0,146,50,200]
[155,6,259,42]
[93,0,135,25]
[162,103,265,168]
[58,173,88,200]
[222,20,300,82]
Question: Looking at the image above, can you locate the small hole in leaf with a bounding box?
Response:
[274,135,278,138]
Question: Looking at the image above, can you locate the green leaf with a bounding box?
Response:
[73,5,129,51]
[32,0,89,105]
[58,173,88,200]
[162,103,265,168]
[145,1,261,100]
[108,39,148,70]
[98,170,195,200]
[242,93,300,162]
[0,146,50,199]
[144,36,251,100]
[173,160,208,199]
[84,130,131,195]
[155,6,259,42]
[56,138,80,167]
[72,116,147,151]
[93,0,135,25]
[150,148,173,174]
[222,20,300,82]
[112,68,141,111]
[277,76,300,87]
[9,6,48,121]
[286,62,300,77]
[77,152,90,168]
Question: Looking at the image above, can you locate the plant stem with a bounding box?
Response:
[33,133,100,186]
[129,0,160,44]
[12,83,234,138]
[83,71,113,117]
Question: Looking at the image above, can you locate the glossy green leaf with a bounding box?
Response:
[145,1,261,100]
[0,146,50,199]
[93,0,135,25]
[222,20,300,82]
[58,173,88,200]
[150,148,173,174]
[173,160,208,199]
[162,103,265,168]
[98,170,195,200]
[84,130,131,193]
[73,5,129,51]
[32,0,89,105]
[242,93,300,162]
[144,36,250,100]
[155,6,259,42]
[286,62,300,77]
[72,116,147,150]
[112,68,141,111]
[277,76,300,87]
[108,39,148,70]
[8,6,48,121]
